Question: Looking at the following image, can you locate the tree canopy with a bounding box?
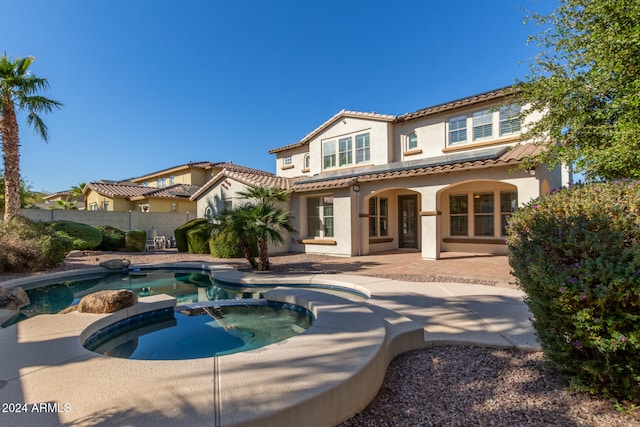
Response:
[518,0,640,181]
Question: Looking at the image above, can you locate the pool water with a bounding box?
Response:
[84,302,312,360]
[7,269,365,327]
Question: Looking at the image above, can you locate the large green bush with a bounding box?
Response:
[125,230,147,252]
[186,222,214,254]
[49,220,103,250]
[507,181,640,400]
[174,218,209,252]
[96,225,126,251]
[209,233,257,258]
[0,217,72,272]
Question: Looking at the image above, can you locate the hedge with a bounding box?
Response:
[507,181,640,400]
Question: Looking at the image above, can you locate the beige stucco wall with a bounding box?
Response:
[140,198,196,214]
[277,117,394,178]
[195,177,292,255]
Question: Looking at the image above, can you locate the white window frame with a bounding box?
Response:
[499,104,521,136]
[338,137,352,167]
[369,197,389,237]
[355,133,370,164]
[322,132,370,170]
[407,132,418,150]
[448,190,518,238]
[283,155,293,167]
[303,154,310,170]
[306,195,334,238]
[323,140,336,169]
[448,115,467,145]
[472,110,493,141]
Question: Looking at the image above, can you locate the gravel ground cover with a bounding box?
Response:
[1,250,638,426]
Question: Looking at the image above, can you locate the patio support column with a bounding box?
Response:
[421,213,440,260]
[420,188,441,260]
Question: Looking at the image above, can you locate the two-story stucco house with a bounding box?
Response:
[194,87,571,259]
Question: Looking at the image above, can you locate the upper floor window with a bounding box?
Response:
[355,133,370,163]
[323,133,370,170]
[339,137,352,166]
[283,155,293,167]
[448,105,523,146]
[499,104,521,136]
[408,133,418,150]
[323,140,336,169]
[170,175,175,185]
[157,177,167,187]
[303,154,310,170]
[472,110,493,141]
[448,116,467,145]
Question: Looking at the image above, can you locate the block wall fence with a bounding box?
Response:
[2,209,195,239]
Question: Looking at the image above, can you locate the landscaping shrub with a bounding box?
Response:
[174,218,209,252]
[38,234,74,267]
[186,222,214,254]
[209,233,243,258]
[96,225,126,251]
[125,230,147,252]
[0,216,71,272]
[209,233,257,258]
[507,181,640,400]
[49,220,103,250]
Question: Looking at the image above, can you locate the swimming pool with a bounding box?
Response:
[83,300,313,360]
[6,267,367,327]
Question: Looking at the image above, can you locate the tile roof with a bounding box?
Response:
[268,86,521,154]
[85,181,200,201]
[190,169,294,200]
[394,86,520,122]
[128,161,272,183]
[288,144,540,192]
[268,110,396,154]
[191,144,540,198]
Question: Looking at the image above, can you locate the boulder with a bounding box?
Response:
[99,259,131,270]
[0,287,30,310]
[66,250,86,258]
[77,290,138,314]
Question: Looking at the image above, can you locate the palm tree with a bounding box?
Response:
[237,186,290,204]
[0,54,62,221]
[210,205,259,270]
[212,186,296,271]
[245,201,296,271]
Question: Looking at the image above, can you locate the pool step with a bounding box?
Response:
[174,298,267,316]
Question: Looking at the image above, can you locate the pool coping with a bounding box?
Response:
[0,263,426,426]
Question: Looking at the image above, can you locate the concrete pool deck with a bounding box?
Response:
[0,262,538,426]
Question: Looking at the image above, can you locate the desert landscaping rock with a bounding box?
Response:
[0,286,30,310]
[99,258,131,270]
[77,289,138,313]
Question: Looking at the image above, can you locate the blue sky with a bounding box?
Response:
[2,0,557,193]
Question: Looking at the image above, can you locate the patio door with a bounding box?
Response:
[398,195,418,249]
